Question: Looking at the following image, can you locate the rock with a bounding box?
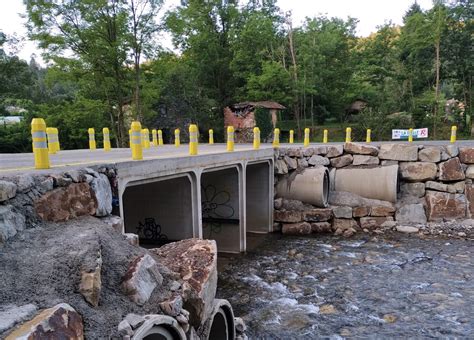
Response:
[330,154,353,168]
[418,147,441,163]
[319,304,337,314]
[0,205,26,243]
[425,191,467,221]
[159,294,183,317]
[360,216,394,229]
[282,222,312,235]
[353,206,370,217]
[329,191,394,208]
[34,182,97,222]
[313,146,328,155]
[378,144,418,161]
[275,159,288,175]
[0,180,17,202]
[332,206,352,219]
[466,183,474,218]
[310,222,332,233]
[445,145,459,157]
[234,317,246,333]
[90,174,113,217]
[381,220,397,228]
[440,151,450,161]
[37,177,54,194]
[125,233,139,246]
[370,206,396,217]
[400,182,425,198]
[152,239,217,328]
[459,147,474,164]
[332,218,359,233]
[284,156,298,170]
[287,148,302,158]
[308,155,330,166]
[274,210,304,223]
[303,208,333,222]
[326,145,343,158]
[381,160,398,166]
[124,313,145,329]
[425,181,449,192]
[352,155,379,166]
[396,225,420,234]
[466,165,474,179]
[438,157,465,181]
[280,199,308,211]
[5,303,83,340]
[302,148,314,157]
[383,314,398,323]
[344,142,378,156]
[15,175,34,193]
[399,162,437,181]
[176,313,189,325]
[0,304,38,334]
[395,204,427,224]
[297,158,309,168]
[79,250,102,307]
[65,170,85,183]
[457,231,467,237]
[118,320,133,336]
[53,175,73,187]
[449,181,465,194]
[274,198,283,210]
[101,215,123,233]
[121,254,163,305]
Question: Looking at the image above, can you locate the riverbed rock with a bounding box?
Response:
[282,222,312,235]
[332,218,359,236]
[284,156,298,170]
[396,225,420,234]
[359,216,394,229]
[90,174,112,217]
[459,147,474,164]
[0,205,26,243]
[344,142,378,156]
[400,182,425,198]
[370,205,396,217]
[399,162,437,181]
[0,180,17,202]
[352,155,379,166]
[438,157,465,181]
[378,144,418,161]
[274,210,304,223]
[395,203,427,224]
[121,254,163,305]
[303,208,333,222]
[275,160,288,175]
[332,206,352,219]
[0,304,38,334]
[34,182,97,222]
[152,239,217,328]
[466,166,474,179]
[310,222,332,233]
[353,206,370,217]
[330,154,353,168]
[425,191,467,221]
[4,303,83,340]
[326,145,343,158]
[418,147,441,163]
[308,155,330,166]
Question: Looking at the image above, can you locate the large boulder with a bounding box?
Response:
[90,174,112,217]
[344,142,378,156]
[0,205,26,243]
[308,155,330,166]
[284,156,297,170]
[330,154,353,168]
[332,206,352,219]
[274,159,288,175]
[274,210,304,223]
[438,157,465,181]
[418,147,441,163]
[282,222,312,235]
[152,239,217,328]
[0,180,17,202]
[378,144,418,161]
[352,155,379,166]
[425,190,467,221]
[34,183,97,222]
[399,162,437,181]
[326,145,343,158]
[400,182,425,198]
[0,304,38,334]
[395,203,427,224]
[303,208,333,222]
[370,206,396,217]
[459,147,474,164]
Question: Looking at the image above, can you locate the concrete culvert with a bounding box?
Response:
[276,167,329,207]
[200,299,235,340]
[132,315,186,340]
[334,165,399,203]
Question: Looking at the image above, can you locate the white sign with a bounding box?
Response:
[392,128,428,140]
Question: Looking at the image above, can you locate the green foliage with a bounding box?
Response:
[254,107,273,142]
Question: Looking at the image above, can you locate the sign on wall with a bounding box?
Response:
[392,128,428,140]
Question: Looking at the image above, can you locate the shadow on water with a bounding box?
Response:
[217,232,474,338]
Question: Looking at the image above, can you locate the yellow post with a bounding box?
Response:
[408,128,413,143]
[189,124,198,155]
[323,129,328,143]
[131,121,143,160]
[103,127,111,151]
[158,129,163,146]
[141,128,150,149]
[273,128,280,148]
[46,127,56,154]
[450,126,457,143]
[366,129,371,143]
[174,129,180,147]
[31,118,50,169]
[304,128,310,147]
[289,130,294,144]
[227,126,235,152]
[253,127,260,150]
[53,128,60,152]
[209,129,214,144]
[129,129,132,148]
[88,128,96,150]
[152,129,158,146]
[345,127,352,143]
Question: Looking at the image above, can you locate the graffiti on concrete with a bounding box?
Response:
[137,217,168,244]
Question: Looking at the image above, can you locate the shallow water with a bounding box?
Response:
[217,233,474,338]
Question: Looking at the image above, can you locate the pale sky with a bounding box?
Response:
[0,0,433,63]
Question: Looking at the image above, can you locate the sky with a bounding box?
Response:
[0,0,433,63]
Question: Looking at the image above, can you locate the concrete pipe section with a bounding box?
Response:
[132,315,186,340]
[199,299,236,340]
[246,161,273,233]
[334,164,399,203]
[276,167,329,207]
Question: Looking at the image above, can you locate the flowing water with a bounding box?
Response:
[217,233,474,339]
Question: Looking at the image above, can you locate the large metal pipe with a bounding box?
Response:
[199,299,236,340]
[276,167,329,207]
[334,165,398,203]
[132,315,186,340]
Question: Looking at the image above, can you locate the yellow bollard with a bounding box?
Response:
[103,127,111,151]
[88,128,96,150]
[289,130,294,144]
[53,128,60,152]
[131,121,143,160]
[345,127,352,143]
[253,127,260,150]
[31,118,50,169]
[450,126,457,143]
[408,128,413,143]
[174,129,180,147]
[227,126,235,152]
[323,129,328,144]
[366,129,371,143]
[129,129,132,148]
[46,127,56,154]
[209,129,214,144]
[141,128,150,149]
[304,128,310,147]
[152,129,158,146]
[158,129,163,146]
[189,124,198,155]
[273,128,280,148]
